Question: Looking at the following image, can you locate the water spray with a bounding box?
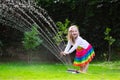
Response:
[0,0,73,69]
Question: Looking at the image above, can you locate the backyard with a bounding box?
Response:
[0,0,120,80]
[0,61,120,80]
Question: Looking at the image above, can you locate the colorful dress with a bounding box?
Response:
[64,36,95,67]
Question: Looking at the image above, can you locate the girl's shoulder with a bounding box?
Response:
[76,36,83,43]
[77,36,88,42]
[77,36,83,40]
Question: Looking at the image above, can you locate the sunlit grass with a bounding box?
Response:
[0,61,120,80]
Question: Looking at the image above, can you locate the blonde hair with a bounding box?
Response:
[67,25,79,44]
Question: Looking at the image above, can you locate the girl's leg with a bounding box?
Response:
[79,63,89,73]
[83,63,89,73]
[79,66,84,72]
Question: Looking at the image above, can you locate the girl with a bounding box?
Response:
[61,25,95,73]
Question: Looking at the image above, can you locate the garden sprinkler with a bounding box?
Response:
[67,69,80,74]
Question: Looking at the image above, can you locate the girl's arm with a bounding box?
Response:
[62,40,79,55]
[67,41,78,54]
[64,40,71,52]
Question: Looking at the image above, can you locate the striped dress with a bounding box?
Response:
[64,36,95,67]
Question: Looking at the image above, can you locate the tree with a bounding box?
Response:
[104,27,116,61]
[53,19,71,45]
[22,24,43,63]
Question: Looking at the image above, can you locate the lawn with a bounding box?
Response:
[0,61,120,80]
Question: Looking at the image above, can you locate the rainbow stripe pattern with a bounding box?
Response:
[73,44,95,67]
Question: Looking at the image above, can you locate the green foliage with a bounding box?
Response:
[104,27,116,45]
[53,19,70,45]
[23,24,43,50]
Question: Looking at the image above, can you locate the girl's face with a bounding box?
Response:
[70,27,79,38]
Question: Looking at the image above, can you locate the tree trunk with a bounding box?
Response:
[108,45,111,61]
[27,50,32,64]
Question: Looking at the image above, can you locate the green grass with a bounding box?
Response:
[0,61,120,80]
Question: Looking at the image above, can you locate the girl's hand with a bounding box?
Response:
[60,52,69,56]
[60,52,65,56]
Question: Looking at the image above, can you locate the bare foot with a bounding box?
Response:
[78,70,87,74]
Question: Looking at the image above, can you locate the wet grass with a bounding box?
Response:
[0,61,120,80]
